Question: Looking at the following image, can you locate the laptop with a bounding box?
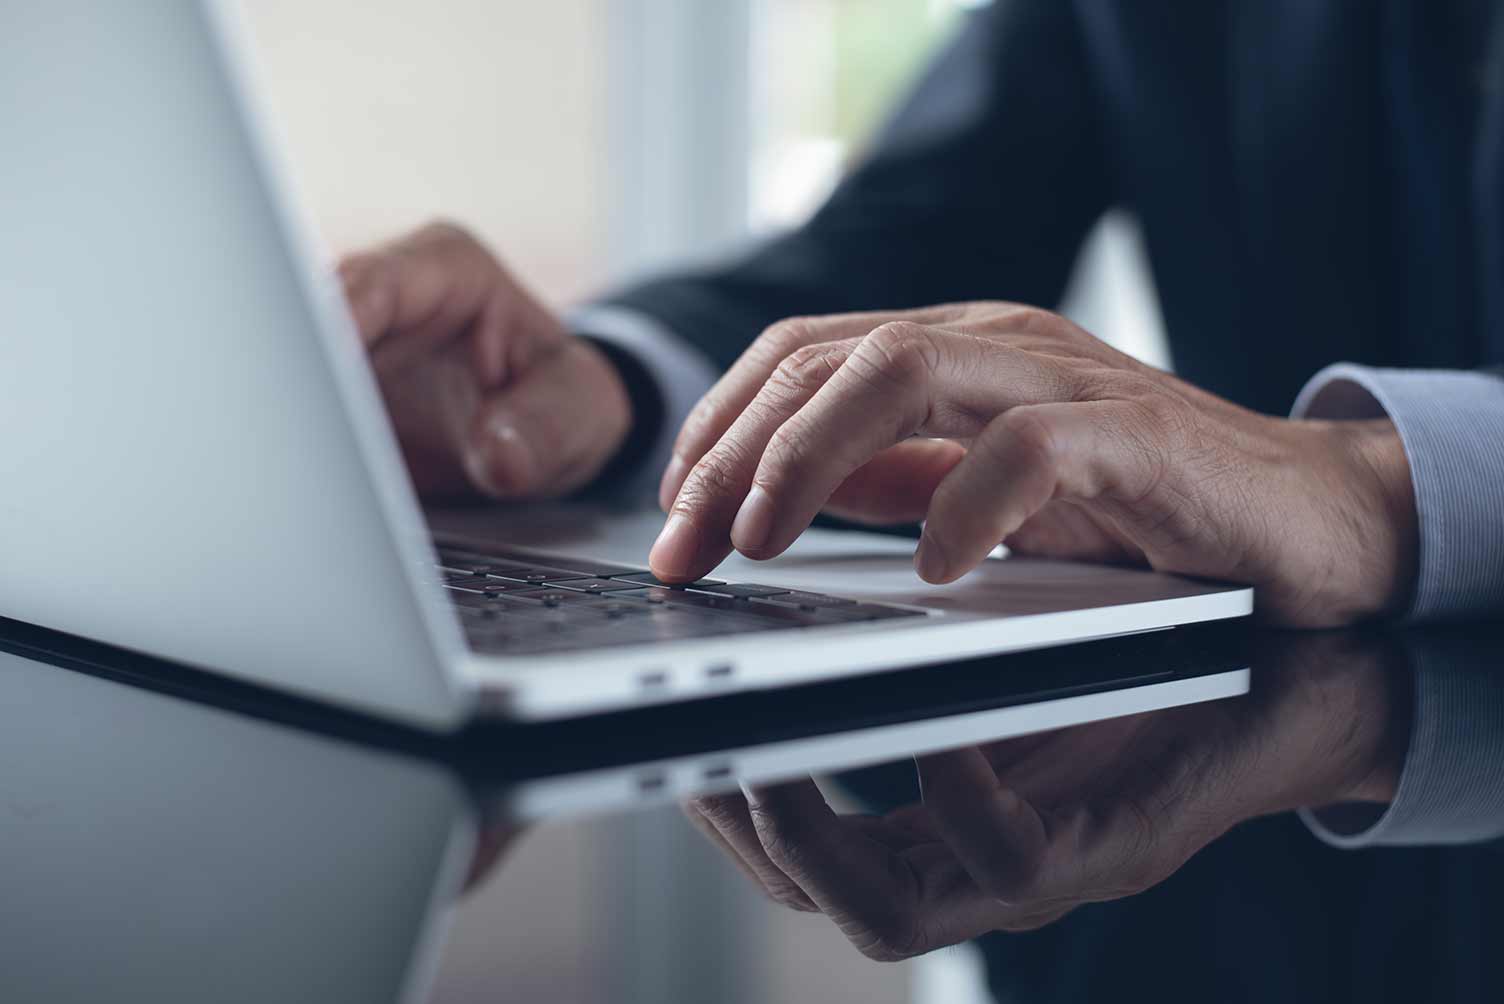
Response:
[0,1,1253,729]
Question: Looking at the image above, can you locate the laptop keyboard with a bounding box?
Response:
[435,543,925,656]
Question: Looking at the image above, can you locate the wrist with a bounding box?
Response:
[1268,635,1410,811]
[1338,419,1418,619]
[1331,643,1410,804]
[1273,418,1417,625]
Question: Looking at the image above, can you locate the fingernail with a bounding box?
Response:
[730,485,775,554]
[649,514,702,581]
[914,534,949,582]
[658,456,689,512]
[465,418,535,496]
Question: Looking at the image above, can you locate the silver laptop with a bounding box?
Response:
[0,1,1252,729]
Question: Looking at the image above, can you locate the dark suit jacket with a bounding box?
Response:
[603,2,1504,1000]
[610,0,1504,418]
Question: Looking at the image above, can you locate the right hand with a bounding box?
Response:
[684,630,1406,960]
[339,221,631,499]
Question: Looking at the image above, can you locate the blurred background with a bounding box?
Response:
[242,2,1168,1001]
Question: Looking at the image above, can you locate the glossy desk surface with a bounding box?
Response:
[3,618,1501,1003]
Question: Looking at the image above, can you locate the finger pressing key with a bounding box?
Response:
[656,305,972,512]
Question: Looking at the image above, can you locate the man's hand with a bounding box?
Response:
[651,302,1417,626]
[684,631,1408,961]
[340,222,631,499]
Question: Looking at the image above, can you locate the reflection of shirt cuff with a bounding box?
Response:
[1291,363,1504,847]
[1291,363,1504,622]
[1299,633,1504,848]
[567,305,720,504]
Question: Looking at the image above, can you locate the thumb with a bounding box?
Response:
[462,340,630,498]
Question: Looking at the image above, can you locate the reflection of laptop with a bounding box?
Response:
[0,2,1252,729]
[0,623,1248,1003]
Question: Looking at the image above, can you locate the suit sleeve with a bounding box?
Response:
[594,0,1113,374]
[1292,364,1504,847]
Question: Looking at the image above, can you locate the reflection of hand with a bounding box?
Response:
[340,222,631,499]
[685,633,1408,960]
[651,303,1416,625]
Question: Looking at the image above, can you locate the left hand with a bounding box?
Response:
[650,303,1417,626]
[683,631,1407,960]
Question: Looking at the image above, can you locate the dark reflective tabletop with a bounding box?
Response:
[4,619,1502,1004]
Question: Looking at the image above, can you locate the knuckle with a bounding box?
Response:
[998,408,1061,470]
[1012,305,1058,331]
[416,217,474,245]
[852,914,925,963]
[747,806,805,871]
[860,321,940,380]
[759,317,818,359]
[354,260,399,319]
[674,396,724,454]
[335,249,377,277]
[690,795,746,835]
[675,446,752,512]
[768,343,846,398]
[989,303,1061,337]
[760,419,817,480]
[765,884,814,912]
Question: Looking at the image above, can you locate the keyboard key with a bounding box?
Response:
[440,540,924,655]
[436,544,638,577]
[485,566,593,584]
[542,576,646,593]
[748,591,857,610]
[685,583,792,599]
[609,571,726,589]
[560,560,644,577]
[445,576,545,595]
[615,586,744,612]
[519,589,609,608]
[437,552,519,575]
[616,586,825,626]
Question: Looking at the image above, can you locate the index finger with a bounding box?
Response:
[657,305,970,510]
[722,323,1075,568]
[741,778,1018,959]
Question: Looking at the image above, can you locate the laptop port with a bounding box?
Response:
[704,663,734,679]
[702,763,733,781]
[637,772,667,793]
[637,670,668,689]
